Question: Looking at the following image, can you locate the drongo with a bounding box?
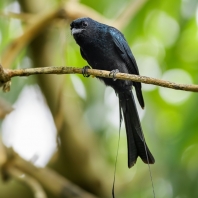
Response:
[70,17,155,168]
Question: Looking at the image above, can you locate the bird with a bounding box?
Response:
[70,17,155,168]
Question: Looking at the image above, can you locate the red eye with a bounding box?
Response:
[82,21,88,27]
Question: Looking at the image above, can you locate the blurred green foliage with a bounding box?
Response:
[0,0,198,197]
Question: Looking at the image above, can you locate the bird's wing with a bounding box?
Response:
[109,27,145,108]
[109,27,139,75]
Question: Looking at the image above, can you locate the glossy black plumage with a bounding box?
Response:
[70,17,155,167]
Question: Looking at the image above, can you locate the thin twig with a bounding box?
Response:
[0,65,197,92]
[7,168,47,198]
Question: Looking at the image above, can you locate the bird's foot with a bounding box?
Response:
[82,65,91,77]
[109,69,119,81]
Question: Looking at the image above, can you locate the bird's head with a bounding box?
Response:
[71,18,88,33]
[70,17,101,45]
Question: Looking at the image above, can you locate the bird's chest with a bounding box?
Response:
[80,36,132,91]
[82,40,118,70]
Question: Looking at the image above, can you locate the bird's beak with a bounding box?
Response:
[71,28,83,35]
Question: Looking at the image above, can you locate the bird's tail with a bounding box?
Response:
[118,90,155,168]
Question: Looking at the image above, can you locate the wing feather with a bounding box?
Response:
[109,27,139,75]
[109,27,145,108]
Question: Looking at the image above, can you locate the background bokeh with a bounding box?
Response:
[0,0,198,197]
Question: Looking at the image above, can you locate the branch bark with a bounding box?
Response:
[1,65,198,92]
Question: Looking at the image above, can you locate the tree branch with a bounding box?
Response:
[0,65,197,92]
[7,167,47,198]
[1,2,108,69]
[112,0,149,29]
[0,11,33,21]
[1,8,63,68]
[0,140,98,198]
[11,152,98,198]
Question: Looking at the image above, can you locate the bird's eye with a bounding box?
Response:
[82,21,88,27]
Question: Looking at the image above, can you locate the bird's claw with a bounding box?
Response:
[82,65,91,77]
[109,69,119,81]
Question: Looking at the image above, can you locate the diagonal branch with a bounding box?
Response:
[1,8,63,68]
[1,2,108,69]
[7,168,47,198]
[0,65,197,92]
[0,11,33,21]
[112,0,149,29]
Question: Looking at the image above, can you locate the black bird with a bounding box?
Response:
[70,17,155,168]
